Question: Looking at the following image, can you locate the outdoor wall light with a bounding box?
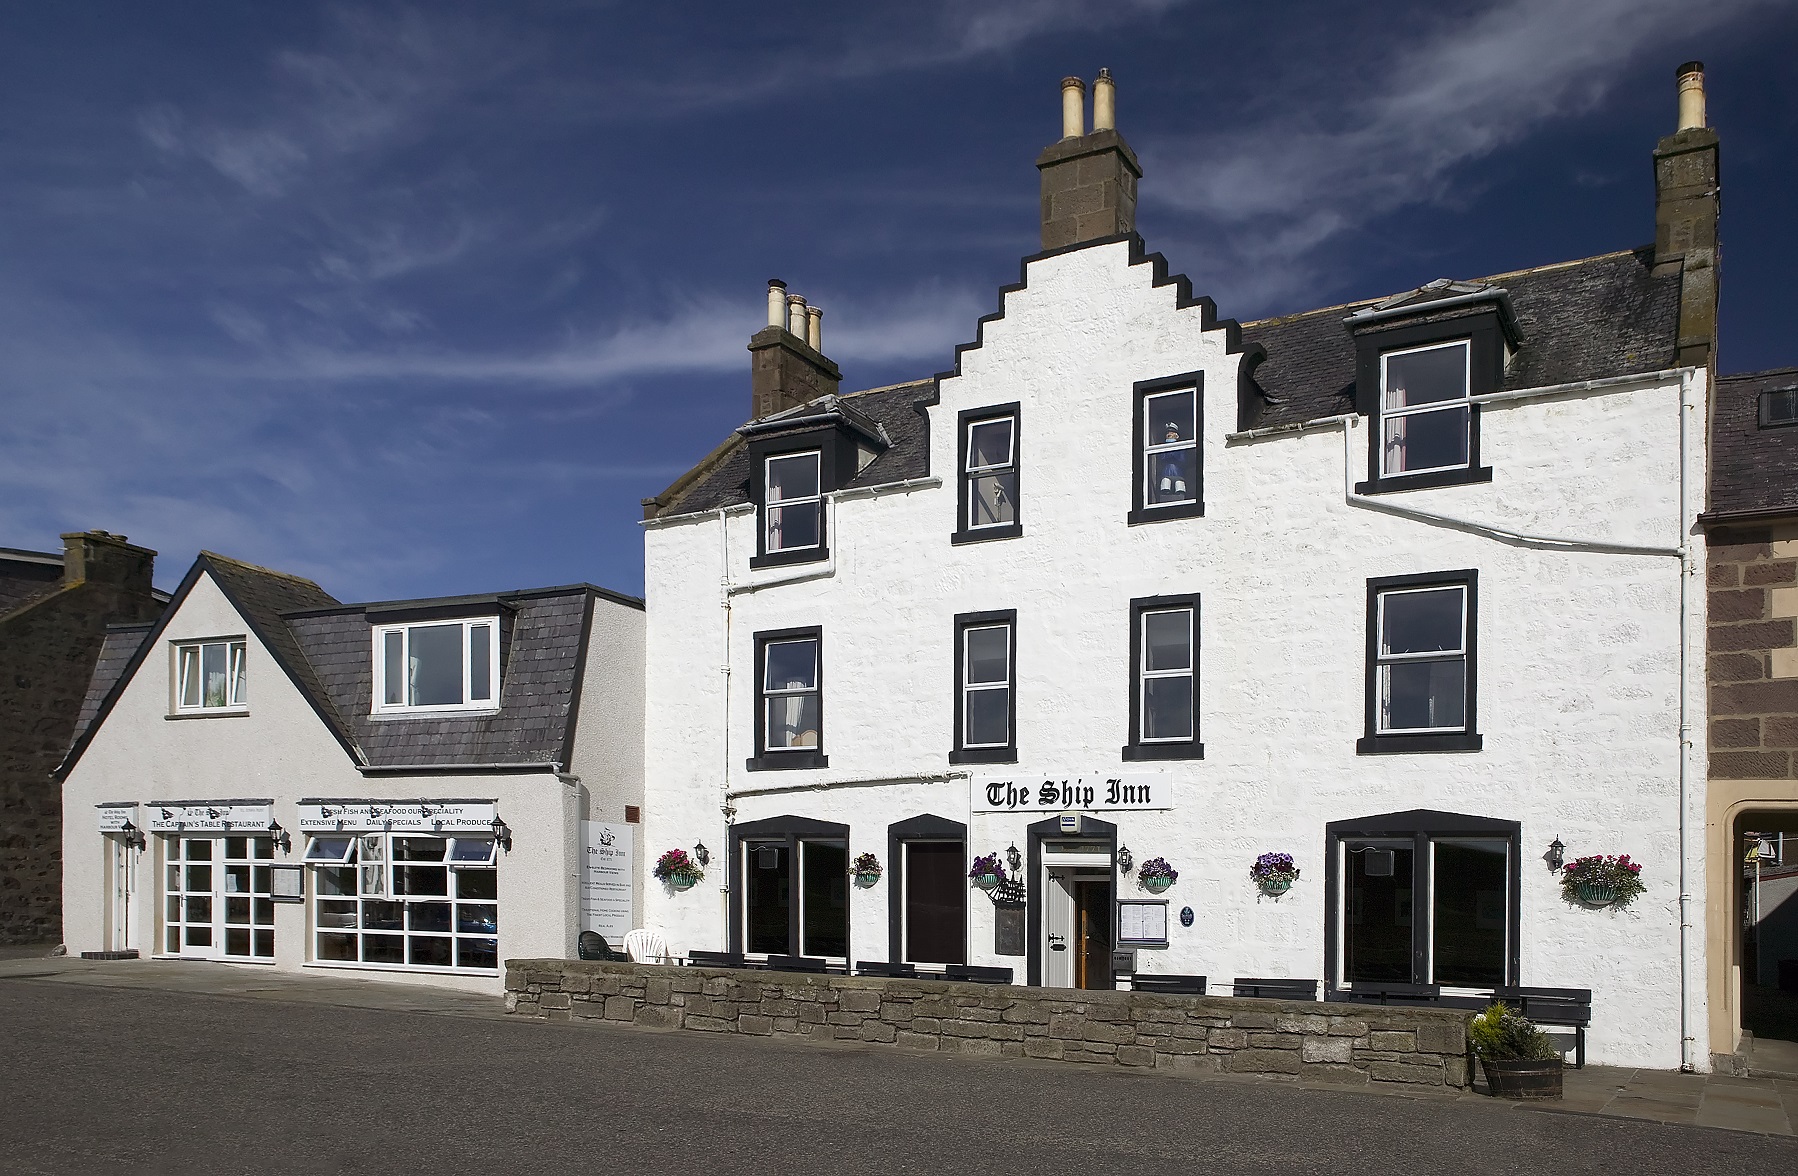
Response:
[1117,844,1134,874]
[694,841,711,867]
[267,820,291,855]
[1546,837,1566,872]
[1006,843,1022,873]
[119,819,147,852]
[492,816,513,853]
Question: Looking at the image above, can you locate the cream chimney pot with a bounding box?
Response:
[1060,76,1087,139]
[1677,61,1706,131]
[787,293,808,337]
[806,304,822,351]
[767,280,787,329]
[1093,69,1116,132]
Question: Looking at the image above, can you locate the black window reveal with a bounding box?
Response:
[954,405,1022,544]
[749,627,826,771]
[1359,571,1481,754]
[951,610,1017,764]
[1130,371,1204,524]
[1123,595,1203,761]
[731,816,851,961]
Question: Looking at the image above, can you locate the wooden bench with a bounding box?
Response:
[1130,974,1207,995]
[1231,977,1319,1001]
[945,964,1013,985]
[685,949,749,969]
[855,961,919,978]
[1495,986,1593,1068]
[763,954,830,974]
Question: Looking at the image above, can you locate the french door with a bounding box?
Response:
[163,835,275,960]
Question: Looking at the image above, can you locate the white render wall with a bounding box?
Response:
[61,572,583,994]
[642,240,1709,1068]
[570,594,648,928]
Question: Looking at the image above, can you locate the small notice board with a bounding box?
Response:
[1117,900,1169,947]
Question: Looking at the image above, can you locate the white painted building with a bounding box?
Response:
[58,551,644,993]
[638,70,1719,1068]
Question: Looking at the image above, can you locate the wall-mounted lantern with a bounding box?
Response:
[694,841,711,867]
[119,819,147,853]
[1117,844,1134,874]
[492,815,513,853]
[1546,837,1566,873]
[267,820,292,855]
[1006,843,1022,873]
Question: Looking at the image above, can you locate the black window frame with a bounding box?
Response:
[886,814,968,966]
[1759,386,1798,429]
[748,429,840,570]
[729,815,851,959]
[1122,594,1203,761]
[1322,809,1521,999]
[1128,371,1205,525]
[1359,570,1481,755]
[953,403,1022,545]
[1353,317,1499,495]
[747,626,828,771]
[950,609,1017,765]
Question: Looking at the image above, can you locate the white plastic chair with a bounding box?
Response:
[623,928,668,964]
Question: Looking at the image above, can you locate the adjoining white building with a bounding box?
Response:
[637,68,1720,1067]
[57,551,644,993]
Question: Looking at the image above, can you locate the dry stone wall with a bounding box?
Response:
[506,960,1471,1089]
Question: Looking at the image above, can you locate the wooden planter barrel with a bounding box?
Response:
[1480,1058,1563,1099]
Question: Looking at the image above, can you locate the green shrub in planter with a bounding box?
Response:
[1469,1002,1563,1099]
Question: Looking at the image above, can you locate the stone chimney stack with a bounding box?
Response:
[748,278,841,421]
[1653,61,1720,370]
[1036,68,1142,251]
[60,531,155,597]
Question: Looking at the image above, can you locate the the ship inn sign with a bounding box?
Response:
[971,774,1171,814]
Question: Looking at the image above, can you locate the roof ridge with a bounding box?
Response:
[200,551,326,590]
[841,378,934,399]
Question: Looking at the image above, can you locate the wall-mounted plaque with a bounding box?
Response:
[994,906,1026,956]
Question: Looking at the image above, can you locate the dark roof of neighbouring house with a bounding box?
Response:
[1240,246,1684,429]
[59,551,643,778]
[1706,367,1798,522]
[0,548,62,616]
[658,379,935,516]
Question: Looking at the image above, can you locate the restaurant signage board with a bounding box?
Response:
[146,801,273,833]
[297,800,497,833]
[582,821,634,940]
[96,803,138,833]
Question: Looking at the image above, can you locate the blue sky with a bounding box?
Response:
[2,1,1794,601]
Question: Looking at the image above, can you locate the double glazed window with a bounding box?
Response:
[764,451,823,554]
[306,833,499,972]
[1131,372,1204,523]
[175,639,246,711]
[1361,572,1480,754]
[952,611,1016,764]
[1125,596,1201,759]
[751,629,825,770]
[374,619,498,712]
[1379,341,1471,477]
[956,406,1020,542]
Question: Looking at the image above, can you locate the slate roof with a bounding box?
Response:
[0,548,64,616]
[1241,247,1683,429]
[655,379,935,516]
[1707,368,1798,521]
[59,550,642,777]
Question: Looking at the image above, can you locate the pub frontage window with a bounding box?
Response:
[732,816,850,961]
[305,831,499,973]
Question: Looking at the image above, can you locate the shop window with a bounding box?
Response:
[161,834,273,959]
[749,628,826,771]
[1359,571,1481,754]
[951,611,1016,764]
[373,619,499,713]
[1124,595,1202,761]
[731,816,850,960]
[174,639,247,712]
[954,405,1021,544]
[307,832,498,972]
[1324,810,1518,997]
[1129,372,1204,524]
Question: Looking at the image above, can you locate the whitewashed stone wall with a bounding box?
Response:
[642,239,1710,1068]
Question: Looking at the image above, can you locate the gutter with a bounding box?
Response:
[728,770,970,802]
[356,762,563,775]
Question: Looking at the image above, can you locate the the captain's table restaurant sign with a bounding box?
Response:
[971,774,1171,813]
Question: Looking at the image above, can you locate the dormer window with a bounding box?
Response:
[374,619,498,713]
[1380,341,1470,477]
[764,451,823,554]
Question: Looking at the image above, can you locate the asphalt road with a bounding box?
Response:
[2,977,1794,1175]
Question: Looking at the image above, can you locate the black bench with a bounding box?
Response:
[1339,981,1442,1006]
[1495,986,1593,1068]
[686,949,749,969]
[1130,974,1207,995]
[764,954,830,974]
[945,964,1013,985]
[855,961,919,978]
[1232,977,1319,1001]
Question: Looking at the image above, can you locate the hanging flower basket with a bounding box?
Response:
[1561,854,1644,909]
[1137,857,1178,894]
[969,853,1006,891]
[853,852,882,888]
[654,848,704,891]
[1250,852,1301,896]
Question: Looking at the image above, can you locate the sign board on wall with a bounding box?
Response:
[296,800,497,833]
[582,821,634,940]
[146,801,273,833]
[971,775,1172,814]
[96,803,138,833]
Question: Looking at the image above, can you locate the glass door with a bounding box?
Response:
[163,835,274,960]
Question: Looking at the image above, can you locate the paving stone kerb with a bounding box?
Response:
[505,959,1473,1089]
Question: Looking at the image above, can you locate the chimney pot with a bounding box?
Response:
[806,304,822,351]
[1060,76,1087,139]
[786,293,808,337]
[1093,68,1115,132]
[1676,60,1706,131]
[767,279,787,328]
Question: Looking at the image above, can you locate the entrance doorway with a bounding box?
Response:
[161,835,275,960]
[1044,869,1112,989]
[104,835,136,953]
[1736,810,1798,1052]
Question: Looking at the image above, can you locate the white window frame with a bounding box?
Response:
[1333,837,1412,991]
[174,638,248,712]
[306,831,499,975]
[761,636,820,753]
[371,618,500,714]
[797,839,849,962]
[302,836,356,864]
[764,451,823,554]
[961,622,1012,749]
[1142,389,1198,509]
[963,415,1017,531]
[1137,606,1195,743]
[1373,584,1468,735]
[1379,340,1472,478]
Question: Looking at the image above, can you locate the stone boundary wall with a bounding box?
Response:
[505,959,1471,1089]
